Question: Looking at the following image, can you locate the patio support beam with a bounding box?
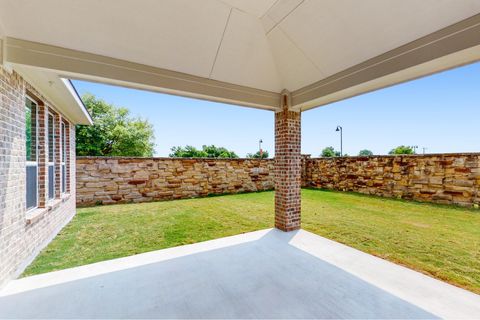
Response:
[4,37,281,111]
[291,13,480,111]
[274,90,301,232]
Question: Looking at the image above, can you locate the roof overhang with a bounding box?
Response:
[292,13,480,111]
[3,37,280,112]
[1,39,92,125]
[17,65,92,125]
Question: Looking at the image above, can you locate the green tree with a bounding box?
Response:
[25,106,32,160]
[202,145,238,158]
[389,145,414,155]
[169,145,238,158]
[321,146,341,157]
[246,150,269,159]
[76,94,155,157]
[169,145,205,158]
[358,149,373,156]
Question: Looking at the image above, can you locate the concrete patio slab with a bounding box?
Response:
[0,228,479,319]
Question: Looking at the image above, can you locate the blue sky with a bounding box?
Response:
[72,61,480,157]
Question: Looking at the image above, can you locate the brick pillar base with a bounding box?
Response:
[274,91,301,232]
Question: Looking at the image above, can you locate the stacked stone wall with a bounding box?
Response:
[305,154,480,207]
[76,157,274,206]
[77,154,480,208]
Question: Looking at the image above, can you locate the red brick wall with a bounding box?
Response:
[54,112,62,199]
[37,103,48,207]
[274,107,301,231]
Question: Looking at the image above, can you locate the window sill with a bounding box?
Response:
[26,207,48,225]
[46,198,62,211]
[61,193,71,202]
[26,194,72,225]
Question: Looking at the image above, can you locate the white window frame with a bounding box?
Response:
[47,111,55,200]
[26,96,39,211]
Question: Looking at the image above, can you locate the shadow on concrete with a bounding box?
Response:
[0,229,437,319]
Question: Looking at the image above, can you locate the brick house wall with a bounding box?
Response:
[76,157,274,206]
[0,66,77,287]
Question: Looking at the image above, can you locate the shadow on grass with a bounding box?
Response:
[302,187,480,213]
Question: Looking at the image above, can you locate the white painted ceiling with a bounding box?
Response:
[1,0,480,93]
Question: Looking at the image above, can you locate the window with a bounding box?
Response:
[47,112,55,200]
[25,98,38,210]
[61,121,66,193]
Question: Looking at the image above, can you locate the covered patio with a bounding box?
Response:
[2,0,480,231]
[1,229,479,318]
[1,0,480,318]
[0,0,480,231]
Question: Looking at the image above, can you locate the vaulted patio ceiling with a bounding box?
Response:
[1,0,480,111]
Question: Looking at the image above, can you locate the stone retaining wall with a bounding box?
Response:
[77,153,480,207]
[305,154,480,207]
[76,157,274,206]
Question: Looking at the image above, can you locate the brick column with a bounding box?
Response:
[54,113,61,198]
[65,122,71,193]
[274,90,301,231]
[37,104,48,207]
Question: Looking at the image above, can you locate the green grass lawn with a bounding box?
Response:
[23,189,480,294]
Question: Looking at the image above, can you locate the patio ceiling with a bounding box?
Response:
[1,0,480,111]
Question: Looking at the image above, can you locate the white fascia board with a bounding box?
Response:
[5,37,281,112]
[60,78,93,125]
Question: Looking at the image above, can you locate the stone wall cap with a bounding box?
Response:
[77,152,480,161]
[77,156,274,161]
[311,152,480,160]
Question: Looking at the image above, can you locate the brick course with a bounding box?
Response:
[0,66,76,287]
[274,101,301,231]
[54,112,61,198]
[37,103,48,207]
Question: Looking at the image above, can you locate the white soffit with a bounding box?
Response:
[261,0,304,34]
[221,0,277,18]
[277,0,480,79]
[0,0,231,78]
[15,65,92,125]
[0,18,4,38]
[210,9,283,92]
[0,16,4,63]
[295,44,480,111]
[267,27,324,91]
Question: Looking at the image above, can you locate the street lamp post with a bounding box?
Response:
[259,139,263,158]
[336,126,343,157]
